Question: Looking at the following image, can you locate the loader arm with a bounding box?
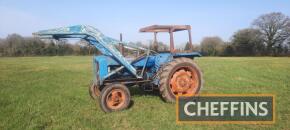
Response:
[33,25,141,78]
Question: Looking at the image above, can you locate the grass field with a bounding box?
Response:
[0,56,290,130]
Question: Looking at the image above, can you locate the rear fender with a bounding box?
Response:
[173,52,202,59]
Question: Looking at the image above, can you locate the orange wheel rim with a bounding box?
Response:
[169,67,199,96]
[106,89,125,109]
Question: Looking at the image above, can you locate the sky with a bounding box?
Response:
[0,0,290,47]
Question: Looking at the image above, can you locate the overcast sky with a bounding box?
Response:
[0,0,290,46]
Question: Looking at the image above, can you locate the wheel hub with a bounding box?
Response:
[170,68,198,95]
[106,89,125,109]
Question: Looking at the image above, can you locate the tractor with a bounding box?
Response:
[33,25,203,112]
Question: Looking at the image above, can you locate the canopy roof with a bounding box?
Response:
[139,25,191,33]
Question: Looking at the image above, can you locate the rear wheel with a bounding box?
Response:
[158,58,203,102]
[99,84,131,112]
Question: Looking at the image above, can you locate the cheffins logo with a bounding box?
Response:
[176,94,275,124]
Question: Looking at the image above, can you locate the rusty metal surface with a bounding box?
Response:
[169,67,199,96]
[139,25,191,32]
[139,25,193,52]
[106,89,126,109]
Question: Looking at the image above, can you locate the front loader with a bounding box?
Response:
[34,25,203,112]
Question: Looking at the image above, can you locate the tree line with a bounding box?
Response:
[184,12,290,56]
[0,34,95,56]
[0,12,289,57]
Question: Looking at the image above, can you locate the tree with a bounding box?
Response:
[45,41,57,56]
[222,44,235,56]
[184,42,192,51]
[200,36,224,56]
[5,34,26,56]
[231,28,264,56]
[252,12,290,55]
[191,44,200,52]
[0,34,100,56]
[0,38,4,56]
[149,40,169,52]
[24,37,46,56]
[56,39,73,55]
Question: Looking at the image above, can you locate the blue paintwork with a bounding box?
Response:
[132,56,155,68]
[173,52,202,58]
[34,25,202,87]
[94,55,115,82]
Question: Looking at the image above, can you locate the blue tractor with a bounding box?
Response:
[34,25,203,112]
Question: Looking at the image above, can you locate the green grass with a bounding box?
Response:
[0,56,290,130]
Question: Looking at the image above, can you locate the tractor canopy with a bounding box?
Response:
[139,25,193,53]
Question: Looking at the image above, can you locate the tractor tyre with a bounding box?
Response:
[99,84,131,113]
[89,81,100,100]
[158,58,203,103]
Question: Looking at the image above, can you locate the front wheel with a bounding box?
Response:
[158,58,203,102]
[99,84,131,112]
